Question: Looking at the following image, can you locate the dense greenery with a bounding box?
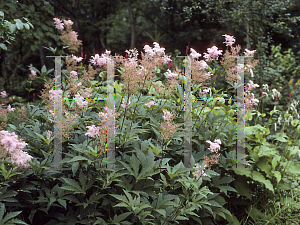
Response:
[1,0,300,224]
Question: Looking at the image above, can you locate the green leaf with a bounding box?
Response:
[9,24,16,33]
[41,65,47,74]
[72,161,79,176]
[14,19,23,30]
[60,178,83,194]
[234,178,252,200]
[57,199,67,209]
[251,171,274,193]
[273,171,281,184]
[111,212,132,223]
[288,146,299,157]
[0,43,7,50]
[67,156,90,163]
[216,185,238,196]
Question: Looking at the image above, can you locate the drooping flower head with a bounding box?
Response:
[190,48,201,59]
[203,46,223,62]
[222,34,236,46]
[53,18,64,30]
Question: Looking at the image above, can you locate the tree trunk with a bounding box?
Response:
[127,0,136,49]
[39,41,45,67]
[246,14,251,49]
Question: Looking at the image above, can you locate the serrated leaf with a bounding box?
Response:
[68,156,90,163]
[251,171,274,193]
[60,178,83,193]
[111,212,132,223]
[2,210,22,224]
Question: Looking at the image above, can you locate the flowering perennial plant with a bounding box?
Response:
[160,109,178,140]
[193,139,222,179]
[0,130,32,170]
[245,80,260,110]
[85,106,121,156]
[53,18,82,53]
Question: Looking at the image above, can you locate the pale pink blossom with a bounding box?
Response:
[53,18,64,30]
[203,46,223,62]
[121,98,131,108]
[222,34,236,46]
[206,139,222,153]
[246,80,260,92]
[31,70,37,76]
[105,50,111,55]
[1,91,7,98]
[90,54,107,67]
[74,93,88,108]
[47,130,52,140]
[0,130,32,168]
[49,89,63,101]
[198,60,208,70]
[193,164,208,178]
[72,55,83,63]
[85,125,100,138]
[63,19,73,26]
[166,69,177,78]
[244,49,256,56]
[190,48,201,59]
[7,105,15,112]
[153,42,165,55]
[145,100,157,108]
[69,71,78,80]
[143,45,155,57]
[162,55,172,64]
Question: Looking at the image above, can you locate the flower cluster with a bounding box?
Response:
[145,100,157,108]
[28,64,37,80]
[245,80,260,111]
[160,109,178,140]
[90,50,111,67]
[121,97,131,109]
[0,130,32,170]
[220,35,259,86]
[85,106,120,156]
[203,46,223,62]
[193,139,222,179]
[53,18,82,53]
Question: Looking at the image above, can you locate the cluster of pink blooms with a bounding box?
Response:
[145,100,157,108]
[90,50,111,67]
[222,34,236,46]
[203,46,223,62]
[160,109,178,140]
[71,54,83,63]
[245,80,260,110]
[206,139,222,153]
[190,48,202,59]
[1,91,7,98]
[53,18,64,30]
[193,139,222,179]
[0,130,32,169]
[143,42,172,64]
[166,69,178,78]
[28,64,37,80]
[121,98,131,108]
[1,91,14,112]
[85,106,120,139]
